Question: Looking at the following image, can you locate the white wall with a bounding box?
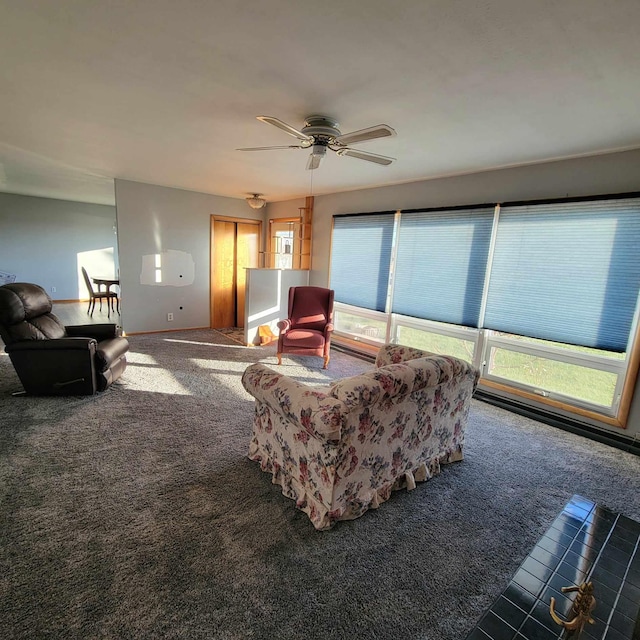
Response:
[0,192,117,299]
[115,180,264,334]
[244,268,309,344]
[265,198,306,221]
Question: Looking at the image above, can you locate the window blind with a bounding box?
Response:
[484,197,640,352]
[330,213,395,312]
[392,208,495,326]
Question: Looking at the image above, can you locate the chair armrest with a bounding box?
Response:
[277,319,291,333]
[242,363,345,442]
[95,337,129,369]
[6,338,96,353]
[324,323,334,335]
[66,324,121,340]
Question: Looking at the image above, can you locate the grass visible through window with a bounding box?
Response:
[396,326,475,363]
[487,347,618,407]
[335,312,386,342]
[337,313,622,409]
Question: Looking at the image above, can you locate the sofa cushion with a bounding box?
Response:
[282,328,325,349]
[328,355,462,409]
[376,344,435,368]
[328,363,418,409]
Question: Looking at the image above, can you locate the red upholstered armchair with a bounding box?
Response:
[277,286,334,369]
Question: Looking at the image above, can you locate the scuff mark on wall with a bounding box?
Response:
[140,249,195,286]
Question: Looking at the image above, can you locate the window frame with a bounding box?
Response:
[481,331,628,416]
[333,301,390,347]
[390,314,481,364]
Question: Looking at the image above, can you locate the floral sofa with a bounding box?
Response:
[241,344,479,530]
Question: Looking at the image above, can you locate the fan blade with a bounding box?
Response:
[256,116,312,142]
[334,124,396,146]
[337,148,395,166]
[306,154,322,170]
[236,145,302,151]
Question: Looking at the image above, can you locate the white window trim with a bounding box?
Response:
[333,302,389,347]
[391,314,479,351]
[482,333,626,373]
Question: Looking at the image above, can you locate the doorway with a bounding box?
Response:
[210,216,261,329]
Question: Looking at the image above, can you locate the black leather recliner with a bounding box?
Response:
[0,282,129,395]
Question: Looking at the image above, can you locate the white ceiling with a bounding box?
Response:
[1,0,639,206]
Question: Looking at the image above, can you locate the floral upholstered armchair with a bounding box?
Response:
[241,344,479,530]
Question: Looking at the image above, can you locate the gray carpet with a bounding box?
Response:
[1,330,639,640]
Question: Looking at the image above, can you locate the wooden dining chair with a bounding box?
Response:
[81,267,118,316]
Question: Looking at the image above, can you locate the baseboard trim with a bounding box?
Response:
[125,326,211,336]
[474,389,640,456]
[332,341,376,363]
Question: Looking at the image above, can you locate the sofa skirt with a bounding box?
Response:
[248,439,464,530]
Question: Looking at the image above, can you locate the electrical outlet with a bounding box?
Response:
[167,312,174,321]
[51,286,57,293]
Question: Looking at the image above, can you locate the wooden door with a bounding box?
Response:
[235,222,260,327]
[211,218,261,329]
[212,220,236,328]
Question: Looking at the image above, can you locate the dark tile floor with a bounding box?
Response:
[466,495,640,640]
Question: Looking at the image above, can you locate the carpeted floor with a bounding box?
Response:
[215,327,246,345]
[1,329,639,640]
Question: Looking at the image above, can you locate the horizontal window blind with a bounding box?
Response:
[330,213,395,312]
[484,198,640,352]
[392,208,495,326]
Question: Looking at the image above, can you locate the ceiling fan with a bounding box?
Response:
[237,115,396,170]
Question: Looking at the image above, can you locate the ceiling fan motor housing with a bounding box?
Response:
[302,115,341,141]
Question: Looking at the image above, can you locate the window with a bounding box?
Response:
[330,213,395,312]
[392,316,477,363]
[393,207,494,326]
[329,194,640,425]
[269,220,296,269]
[485,339,621,408]
[484,198,640,352]
[333,303,388,344]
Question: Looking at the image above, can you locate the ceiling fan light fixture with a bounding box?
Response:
[246,193,267,209]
